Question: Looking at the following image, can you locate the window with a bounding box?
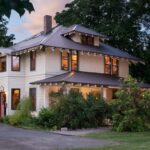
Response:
[81,35,94,45]
[11,89,20,110]
[0,56,6,72]
[104,56,119,76]
[104,56,111,74]
[11,56,20,71]
[30,51,36,71]
[29,88,36,111]
[61,51,69,71]
[71,52,78,71]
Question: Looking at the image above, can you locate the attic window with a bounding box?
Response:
[81,35,94,45]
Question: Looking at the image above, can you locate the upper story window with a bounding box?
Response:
[0,56,6,72]
[30,51,36,71]
[61,51,69,71]
[71,52,78,71]
[81,35,94,45]
[11,56,20,71]
[104,56,119,76]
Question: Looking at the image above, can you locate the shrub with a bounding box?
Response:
[112,76,150,132]
[36,108,57,129]
[8,97,32,125]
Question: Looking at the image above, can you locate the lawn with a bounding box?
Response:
[72,131,150,150]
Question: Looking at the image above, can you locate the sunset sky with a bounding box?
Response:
[7,0,72,43]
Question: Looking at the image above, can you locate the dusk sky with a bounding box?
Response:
[7,0,72,43]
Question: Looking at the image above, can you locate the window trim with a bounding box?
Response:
[11,55,20,71]
[30,51,36,71]
[81,35,94,45]
[29,88,36,111]
[0,56,7,72]
[71,51,79,71]
[104,56,119,76]
[11,88,20,110]
[61,51,69,71]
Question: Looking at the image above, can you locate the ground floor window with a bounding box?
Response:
[29,88,36,111]
[11,89,20,110]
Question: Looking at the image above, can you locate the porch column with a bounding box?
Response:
[101,85,104,98]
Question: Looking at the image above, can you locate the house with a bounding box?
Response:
[0,15,149,117]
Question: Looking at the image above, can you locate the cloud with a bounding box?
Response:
[23,0,72,34]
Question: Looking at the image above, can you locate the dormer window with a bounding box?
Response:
[81,35,94,45]
[104,56,119,76]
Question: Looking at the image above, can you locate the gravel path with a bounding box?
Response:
[0,124,113,150]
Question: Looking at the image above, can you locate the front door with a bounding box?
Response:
[0,92,6,118]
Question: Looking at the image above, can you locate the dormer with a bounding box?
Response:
[62,24,108,47]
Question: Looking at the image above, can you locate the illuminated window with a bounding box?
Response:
[81,35,94,45]
[0,56,6,72]
[104,56,111,74]
[29,88,36,111]
[11,89,20,110]
[30,51,36,71]
[71,52,78,71]
[104,56,119,76]
[61,51,69,71]
[11,56,20,71]
[112,58,119,76]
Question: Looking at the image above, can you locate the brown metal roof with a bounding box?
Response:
[31,71,150,88]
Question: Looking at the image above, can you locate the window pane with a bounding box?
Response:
[81,35,94,45]
[11,89,20,110]
[12,56,20,71]
[29,88,36,111]
[104,56,111,74]
[61,52,69,71]
[30,51,36,71]
[0,56,6,72]
[71,53,78,71]
[112,58,119,76]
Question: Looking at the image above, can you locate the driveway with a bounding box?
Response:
[0,124,113,150]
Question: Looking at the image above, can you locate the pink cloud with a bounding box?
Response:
[23,0,72,34]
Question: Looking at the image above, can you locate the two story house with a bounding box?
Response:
[0,15,149,117]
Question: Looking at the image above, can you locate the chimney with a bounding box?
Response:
[44,15,52,34]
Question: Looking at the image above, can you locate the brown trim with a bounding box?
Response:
[0,56,6,72]
[11,55,20,71]
[61,51,69,71]
[11,88,20,110]
[30,51,36,71]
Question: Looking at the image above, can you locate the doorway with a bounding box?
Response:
[0,92,6,118]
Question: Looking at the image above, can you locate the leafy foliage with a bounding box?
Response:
[8,97,32,125]
[0,17,14,47]
[112,76,150,132]
[0,0,34,18]
[55,0,150,83]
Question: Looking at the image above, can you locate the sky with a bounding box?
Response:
[7,0,72,43]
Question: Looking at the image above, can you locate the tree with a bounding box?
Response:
[0,0,34,18]
[112,76,150,132]
[55,0,150,83]
[0,17,15,47]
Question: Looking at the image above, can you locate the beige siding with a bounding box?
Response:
[119,59,129,77]
[79,54,104,73]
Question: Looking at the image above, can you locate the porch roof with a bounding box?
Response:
[30,72,150,88]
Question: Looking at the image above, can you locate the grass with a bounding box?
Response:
[72,131,150,150]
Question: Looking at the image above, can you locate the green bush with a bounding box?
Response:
[8,97,32,125]
[45,90,110,129]
[112,76,150,132]
[36,108,57,129]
